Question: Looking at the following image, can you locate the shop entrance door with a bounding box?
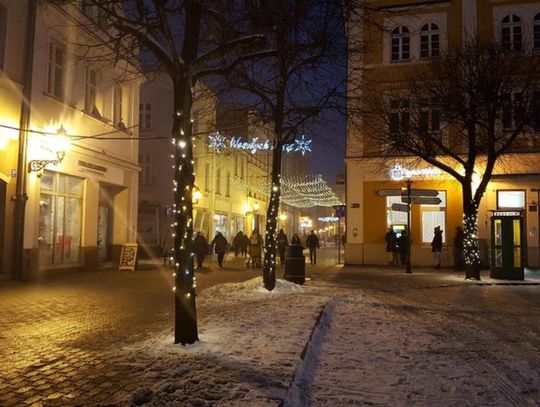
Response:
[0,180,5,275]
[491,211,524,280]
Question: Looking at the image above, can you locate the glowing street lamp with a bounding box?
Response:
[192,188,202,205]
[28,124,70,174]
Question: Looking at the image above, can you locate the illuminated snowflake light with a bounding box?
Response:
[294,135,312,156]
[208,133,226,152]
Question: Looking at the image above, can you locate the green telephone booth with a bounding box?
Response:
[490,211,525,280]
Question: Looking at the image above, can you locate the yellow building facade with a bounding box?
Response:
[346,0,540,268]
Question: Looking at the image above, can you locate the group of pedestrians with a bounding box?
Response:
[385,225,465,269]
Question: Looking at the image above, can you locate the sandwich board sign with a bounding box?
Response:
[119,243,138,271]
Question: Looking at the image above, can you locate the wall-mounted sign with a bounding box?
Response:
[389,164,441,181]
[351,203,360,208]
[208,133,312,155]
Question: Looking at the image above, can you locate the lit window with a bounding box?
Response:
[48,43,65,99]
[497,190,525,209]
[420,23,440,58]
[391,26,410,61]
[386,196,408,228]
[113,84,124,128]
[421,191,446,243]
[501,14,522,52]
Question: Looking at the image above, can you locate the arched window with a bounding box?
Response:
[501,14,522,51]
[391,26,410,61]
[420,23,440,58]
[534,14,540,50]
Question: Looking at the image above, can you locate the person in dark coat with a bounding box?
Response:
[431,226,443,269]
[211,232,228,268]
[232,231,244,257]
[194,232,208,269]
[291,233,302,246]
[385,228,399,266]
[305,230,320,265]
[277,229,288,265]
[454,226,464,270]
[397,229,408,266]
[240,233,249,257]
[247,230,262,268]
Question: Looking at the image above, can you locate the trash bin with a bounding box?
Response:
[284,244,305,284]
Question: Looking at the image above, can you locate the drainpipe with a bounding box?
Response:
[12,0,37,280]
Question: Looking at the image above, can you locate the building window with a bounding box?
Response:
[0,7,7,69]
[139,103,151,130]
[502,92,523,130]
[226,171,231,197]
[391,26,410,62]
[420,23,440,58]
[205,163,210,191]
[386,196,408,228]
[113,84,124,128]
[421,191,446,243]
[213,213,228,238]
[419,98,440,134]
[48,43,65,99]
[216,168,221,194]
[38,171,83,266]
[85,67,99,116]
[138,154,153,185]
[501,14,522,52]
[497,190,525,209]
[535,14,540,50]
[389,99,410,135]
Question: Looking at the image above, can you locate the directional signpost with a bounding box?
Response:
[377,182,440,274]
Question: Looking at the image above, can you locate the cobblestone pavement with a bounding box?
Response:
[0,254,268,406]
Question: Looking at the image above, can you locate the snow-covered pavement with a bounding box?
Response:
[114,273,540,406]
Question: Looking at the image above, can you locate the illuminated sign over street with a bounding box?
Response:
[208,133,312,155]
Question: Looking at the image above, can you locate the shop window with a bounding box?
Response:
[48,43,65,99]
[213,213,228,237]
[420,23,440,59]
[391,26,410,61]
[497,190,525,209]
[421,191,446,243]
[501,14,522,52]
[38,171,83,266]
[386,196,408,228]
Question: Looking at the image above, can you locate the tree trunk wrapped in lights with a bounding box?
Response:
[462,199,481,280]
[263,145,283,290]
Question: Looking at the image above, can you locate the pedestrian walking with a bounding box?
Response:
[385,228,399,266]
[291,233,302,246]
[247,229,262,268]
[194,231,208,269]
[454,226,464,270]
[233,231,244,257]
[277,229,288,265]
[306,230,320,265]
[161,229,173,266]
[211,232,228,268]
[397,229,408,266]
[240,233,249,257]
[431,226,443,269]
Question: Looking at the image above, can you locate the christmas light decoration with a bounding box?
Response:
[207,132,312,155]
[463,207,480,270]
[293,135,312,156]
[239,174,341,208]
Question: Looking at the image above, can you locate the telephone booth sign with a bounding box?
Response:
[490,211,525,280]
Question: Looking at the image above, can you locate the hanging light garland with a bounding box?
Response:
[239,174,342,208]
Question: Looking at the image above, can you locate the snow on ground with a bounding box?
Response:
[114,277,540,406]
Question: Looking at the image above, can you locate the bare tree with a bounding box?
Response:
[361,39,540,280]
[219,0,346,290]
[48,0,267,344]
